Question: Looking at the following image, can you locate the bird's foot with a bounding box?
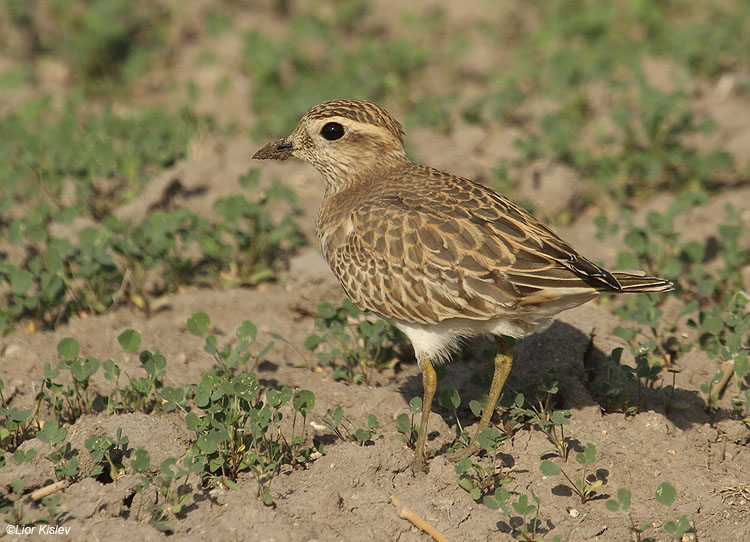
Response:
[447,441,480,463]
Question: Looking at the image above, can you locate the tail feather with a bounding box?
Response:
[611,272,674,293]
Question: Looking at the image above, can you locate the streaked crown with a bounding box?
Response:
[284,99,410,193]
[303,99,405,144]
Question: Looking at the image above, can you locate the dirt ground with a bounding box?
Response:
[2,1,750,541]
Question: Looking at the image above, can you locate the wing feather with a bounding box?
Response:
[323,165,631,324]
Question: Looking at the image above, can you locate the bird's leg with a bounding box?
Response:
[412,356,437,474]
[449,336,513,462]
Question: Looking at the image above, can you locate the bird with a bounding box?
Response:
[253,98,673,473]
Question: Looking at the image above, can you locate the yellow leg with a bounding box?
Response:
[449,336,513,461]
[412,357,437,473]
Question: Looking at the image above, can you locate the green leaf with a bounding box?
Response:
[130,447,151,473]
[576,442,596,465]
[476,426,502,451]
[317,302,337,319]
[395,413,410,435]
[469,399,483,417]
[187,312,210,337]
[606,499,620,512]
[304,334,322,350]
[454,457,473,474]
[483,495,499,510]
[8,267,33,296]
[438,388,461,410]
[10,479,24,494]
[203,335,218,355]
[457,476,474,493]
[160,458,178,478]
[239,169,261,189]
[495,487,510,509]
[57,338,79,361]
[150,519,172,532]
[734,355,749,380]
[8,407,31,423]
[37,420,66,446]
[266,389,283,408]
[655,481,677,506]
[540,460,561,476]
[409,396,422,414]
[293,389,315,414]
[702,315,723,336]
[118,329,142,353]
[14,448,36,465]
[512,494,536,516]
[613,326,636,342]
[617,487,631,510]
[237,320,258,341]
[196,433,218,455]
[550,409,571,425]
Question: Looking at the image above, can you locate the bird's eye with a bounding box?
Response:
[320,122,345,141]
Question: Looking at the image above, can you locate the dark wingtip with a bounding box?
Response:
[611,273,675,293]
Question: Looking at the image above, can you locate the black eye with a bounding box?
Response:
[320,122,345,141]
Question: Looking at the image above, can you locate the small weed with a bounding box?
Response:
[322,406,379,446]
[511,374,571,460]
[84,427,129,483]
[394,397,422,449]
[654,482,695,540]
[187,312,272,377]
[56,338,100,418]
[0,171,301,333]
[13,447,36,466]
[604,343,663,415]
[596,198,749,414]
[186,369,317,505]
[606,487,649,542]
[36,419,78,481]
[608,482,696,541]
[40,494,66,525]
[540,443,602,504]
[485,489,557,542]
[111,329,166,412]
[0,379,36,450]
[454,427,512,502]
[152,456,201,529]
[1,478,33,525]
[39,332,173,418]
[129,447,200,533]
[305,300,404,383]
[11,0,170,89]
[439,388,472,449]
[207,172,304,287]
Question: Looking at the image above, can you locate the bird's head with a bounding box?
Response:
[253,99,409,193]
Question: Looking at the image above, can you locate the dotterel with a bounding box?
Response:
[254,98,673,472]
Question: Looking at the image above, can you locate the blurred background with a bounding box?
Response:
[0,2,749,538]
[2,0,748,213]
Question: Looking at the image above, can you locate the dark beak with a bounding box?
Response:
[252,138,294,161]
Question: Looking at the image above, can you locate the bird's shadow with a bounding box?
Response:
[396,320,717,435]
